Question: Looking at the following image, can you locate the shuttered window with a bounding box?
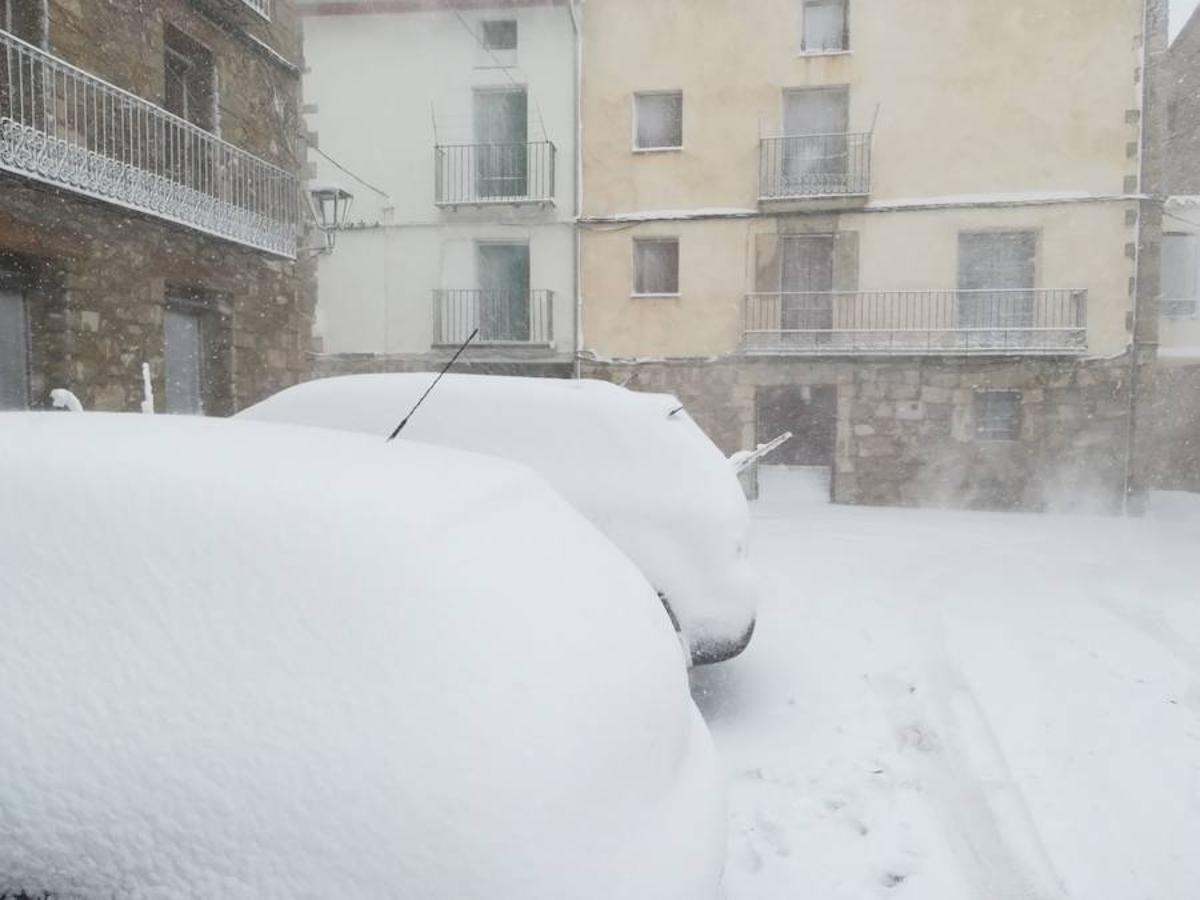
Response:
[633,239,680,296]
[634,92,683,150]
[802,0,848,52]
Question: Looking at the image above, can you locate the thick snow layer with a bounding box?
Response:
[0,413,725,898]
[697,468,1200,900]
[240,374,757,663]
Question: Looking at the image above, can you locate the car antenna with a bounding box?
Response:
[668,405,684,417]
[386,328,478,441]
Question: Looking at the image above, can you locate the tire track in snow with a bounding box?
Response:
[868,610,1068,900]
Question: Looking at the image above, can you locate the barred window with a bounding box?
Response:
[634,92,683,150]
[633,238,680,296]
[975,390,1022,442]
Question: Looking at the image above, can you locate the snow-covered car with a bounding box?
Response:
[239,373,758,665]
[0,413,725,899]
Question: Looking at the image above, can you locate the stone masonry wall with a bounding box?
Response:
[0,176,313,413]
[0,0,313,413]
[582,356,1134,513]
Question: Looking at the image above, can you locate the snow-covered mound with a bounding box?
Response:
[239,374,758,665]
[0,413,725,898]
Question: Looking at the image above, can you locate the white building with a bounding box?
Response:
[300,0,578,375]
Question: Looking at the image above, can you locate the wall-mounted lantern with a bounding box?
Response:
[304,182,354,254]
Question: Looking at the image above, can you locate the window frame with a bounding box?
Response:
[632,237,681,298]
[800,0,850,55]
[162,24,217,133]
[974,389,1023,442]
[632,91,684,153]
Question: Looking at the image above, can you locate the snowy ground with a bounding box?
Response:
[693,468,1200,900]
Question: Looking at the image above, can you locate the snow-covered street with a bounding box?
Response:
[694,468,1200,900]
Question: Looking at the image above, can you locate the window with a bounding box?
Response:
[477,243,531,342]
[164,307,204,415]
[1162,233,1199,317]
[958,231,1037,329]
[634,92,683,150]
[163,25,216,132]
[633,238,680,296]
[802,0,848,52]
[975,390,1022,442]
[474,88,529,199]
[4,0,45,46]
[0,287,29,410]
[481,20,517,51]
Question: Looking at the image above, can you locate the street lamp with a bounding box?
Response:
[304,182,354,254]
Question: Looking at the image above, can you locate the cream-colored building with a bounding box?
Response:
[578,0,1165,510]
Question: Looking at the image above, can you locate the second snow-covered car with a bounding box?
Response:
[239,373,758,665]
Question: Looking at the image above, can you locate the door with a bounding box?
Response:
[474,88,528,199]
[477,243,530,342]
[164,307,204,414]
[0,288,29,410]
[957,232,1037,338]
[782,87,849,193]
[780,235,835,344]
[756,384,837,466]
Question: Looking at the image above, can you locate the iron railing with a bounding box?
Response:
[1161,298,1198,318]
[759,132,871,200]
[0,29,299,257]
[433,289,554,346]
[743,289,1088,355]
[238,0,271,19]
[434,141,556,206]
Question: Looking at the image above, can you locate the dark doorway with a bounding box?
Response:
[756,384,837,466]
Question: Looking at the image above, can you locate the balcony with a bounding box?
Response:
[759,132,871,203]
[743,289,1088,356]
[434,141,556,207]
[433,289,554,347]
[0,29,299,257]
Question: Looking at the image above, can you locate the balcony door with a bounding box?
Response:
[474,88,528,199]
[957,232,1037,334]
[780,235,835,344]
[782,87,849,194]
[477,243,530,342]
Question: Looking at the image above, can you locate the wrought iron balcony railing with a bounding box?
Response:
[0,29,299,257]
[238,0,271,19]
[759,132,871,201]
[743,289,1088,356]
[434,289,554,346]
[434,141,556,207]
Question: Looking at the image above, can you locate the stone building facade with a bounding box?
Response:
[578,0,1166,512]
[0,0,314,415]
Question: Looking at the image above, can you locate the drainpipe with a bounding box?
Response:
[568,0,583,379]
[1124,0,1167,515]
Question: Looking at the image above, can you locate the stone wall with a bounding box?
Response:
[1149,362,1200,491]
[313,352,573,381]
[0,0,313,414]
[0,177,314,412]
[582,355,1135,513]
